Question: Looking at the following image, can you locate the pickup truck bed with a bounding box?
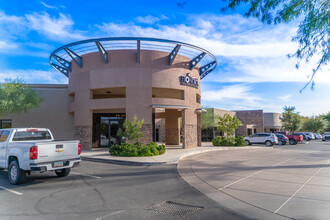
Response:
[0,128,81,184]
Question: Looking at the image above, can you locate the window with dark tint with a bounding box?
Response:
[253,134,260,137]
[0,131,10,142]
[12,131,52,141]
[0,120,12,129]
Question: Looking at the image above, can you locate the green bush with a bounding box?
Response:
[109,142,166,157]
[235,136,246,146]
[212,136,245,147]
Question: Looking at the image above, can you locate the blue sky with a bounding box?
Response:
[0,0,329,116]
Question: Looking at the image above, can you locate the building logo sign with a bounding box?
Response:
[179,73,198,89]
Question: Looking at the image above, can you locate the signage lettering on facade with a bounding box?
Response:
[179,73,198,89]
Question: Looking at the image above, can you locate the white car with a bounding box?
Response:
[303,132,315,141]
[0,128,81,185]
[323,132,330,141]
[244,133,278,146]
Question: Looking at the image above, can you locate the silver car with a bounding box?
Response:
[322,132,330,141]
[244,133,278,146]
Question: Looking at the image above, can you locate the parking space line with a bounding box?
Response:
[71,172,102,179]
[218,153,311,191]
[274,159,330,214]
[0,186,23,195]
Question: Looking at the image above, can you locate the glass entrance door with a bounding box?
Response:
[96,113,125,148]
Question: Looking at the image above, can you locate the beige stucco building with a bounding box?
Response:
[0,38,217,150]
[263,112,284,133]
[201,108,283,140]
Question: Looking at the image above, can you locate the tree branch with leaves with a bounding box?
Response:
[222,0,329,91]
[216,114,242,137]
[117,115,144,142]
[0,78,42,117]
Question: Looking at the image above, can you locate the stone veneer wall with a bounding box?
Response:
[74,125,92,150]
[165,128,180,145]
[139,124,153,145]
[235,110,264,136]
[183,125,198,148]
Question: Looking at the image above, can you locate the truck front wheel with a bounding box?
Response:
[8,160,26,185]
[55,168,70,177]
[289,139,297,145]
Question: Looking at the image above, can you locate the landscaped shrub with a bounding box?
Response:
[212,136,245,146]
[109,142,166,157]
[235,136,246,146]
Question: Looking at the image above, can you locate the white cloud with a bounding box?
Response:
[278,95,292,101]
[135,15,168,24]
[202,84,261,104]
[0,41,17,50]
[0,69,67,84]
[26,12,85,41]
[40,1,57,9]
[205,55,330,84]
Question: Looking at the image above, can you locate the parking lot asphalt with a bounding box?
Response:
[0,160,247,219]
[178,141,330,220]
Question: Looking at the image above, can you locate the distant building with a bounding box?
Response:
[201,108,284,141]
[263,113,284,133]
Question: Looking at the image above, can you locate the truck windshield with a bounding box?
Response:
[12,131,52,141]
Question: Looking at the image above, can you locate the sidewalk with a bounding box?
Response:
[81,143,271,166]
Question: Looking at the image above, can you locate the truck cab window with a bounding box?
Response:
[0,131,10,142]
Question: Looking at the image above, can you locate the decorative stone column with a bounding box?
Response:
[74,125,92,150]
[139,124,153,145]
[182,109,198,148]
[197,113,201,146]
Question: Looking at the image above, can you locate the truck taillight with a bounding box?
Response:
[30,146,38,160]
[78,143,81,155]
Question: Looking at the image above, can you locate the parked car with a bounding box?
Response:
[275,131,289,136]
[303,132,315,141]
[285,133,304,145]
[0,128,81,185]
[293,132,308,142]
[275,134,288,145]
[323,132,330,141]
[314,133,322,139]
[244,133,278,146]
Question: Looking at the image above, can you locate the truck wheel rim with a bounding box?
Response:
[10,165,18,181]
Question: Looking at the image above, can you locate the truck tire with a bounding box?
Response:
[55,168,70,177]
[289,139,296,145]
[8,160,26,185]
[265,140,273,146]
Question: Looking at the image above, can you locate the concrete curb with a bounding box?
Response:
[81,157,165,166]
[82,146,272,166]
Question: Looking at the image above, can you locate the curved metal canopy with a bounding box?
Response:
[49,37,217,79]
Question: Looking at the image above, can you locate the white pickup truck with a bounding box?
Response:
[0,128,81,185]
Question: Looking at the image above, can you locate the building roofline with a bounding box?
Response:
[49,37,217,80]
[27,84,68,89]
[232,109,263,112]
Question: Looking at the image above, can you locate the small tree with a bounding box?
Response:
[201,108,216,131]
[0,78,42,117]
[324,112,330,132]
[281,106,302,133]
[216,114,242,137]
[117,115,144,142]
[301,116,328,133]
